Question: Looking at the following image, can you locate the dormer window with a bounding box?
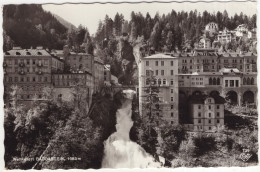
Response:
[16,52,21,55]
[37,52,42,55]
[26,52,31,55]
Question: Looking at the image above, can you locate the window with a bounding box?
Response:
[209,126,211,130]
[171,89,173,93]
[217,112,220,117]
[171,113,173,117]
[32,77,35,82]
[198,119,201,123]
[230,80,234,87]
[146,79,149,85]
[198,105,201,109]
[161,70,164,75]
[33,59,36,65]
[209,105,211,109]
[217,105,219,109]
[171,105,173,109]
[225,80,228,87]
[155,70,158,75]
[209,113,211,117]
[171,121,173,124]
[217,119,220,123]
[146,61,149,66]
[209,119,211,123]
[146,70,150,76]
[171,97,173,102]
[21,77,24,82]
[170,79,173,85]
[27,59,30,65]
[44,77,48,82]
[161,61,164,66]
[171,70,173,75]
[158,79,161,85]
[198,112,201,117]
[163,79,166,85]
[155,61,158,66]
[171,61,173,66]
[235,80,239,87]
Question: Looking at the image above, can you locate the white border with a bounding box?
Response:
[0,0,259,172]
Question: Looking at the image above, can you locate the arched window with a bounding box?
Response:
[217,78,220,85]
[213,78,217,85]
[247,77,251,85]
[243,78,247,85]
[209,77,213,85]
[251,78,254,85]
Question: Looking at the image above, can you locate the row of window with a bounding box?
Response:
[197,112,221,117]
[243,77,254,85]
[6,76,49,82]
[197,119,221,124]
[179,58,255,64]
[146,70,175,76]
[145,78,174,86]
[6,59,49,65]
[197,105,220,109]
[225,80,240,87]
[146,60,174,67]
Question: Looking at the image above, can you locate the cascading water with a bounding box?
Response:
[102,90,161,168]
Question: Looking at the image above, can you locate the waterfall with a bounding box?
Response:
[102,90,161,168]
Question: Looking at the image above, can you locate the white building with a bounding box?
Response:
[139,53,179,125]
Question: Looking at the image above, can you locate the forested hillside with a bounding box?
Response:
[95,10,256,52]
[3,5,68,51]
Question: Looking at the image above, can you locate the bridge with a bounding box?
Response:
[100,85,138,98]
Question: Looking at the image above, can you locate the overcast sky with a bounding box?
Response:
[42,1,257,35]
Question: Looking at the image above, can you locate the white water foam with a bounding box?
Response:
[102,90,161,168]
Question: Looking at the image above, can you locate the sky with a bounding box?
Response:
[26,1,259,35]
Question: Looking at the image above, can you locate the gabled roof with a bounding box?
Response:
[144,53,177,59]
[5,48,51,56]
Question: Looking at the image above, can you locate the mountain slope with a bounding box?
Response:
[3,4,68,50]
[52,13,77,32]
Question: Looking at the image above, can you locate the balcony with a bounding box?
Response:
[19,71,25,75]
[37,63,43,67]
[19,62,25,67]
[37,71,43,75]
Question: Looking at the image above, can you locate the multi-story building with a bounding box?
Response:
[63,45,93,74]
[217,27,236,44]
[139,53,179,125]
[4,46,64,106]
[186,95,225,132]
[4,46,106,109]
[205,22,219,36]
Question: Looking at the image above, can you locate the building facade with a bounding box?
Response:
[4,47,64,106]
[139,54,179,125]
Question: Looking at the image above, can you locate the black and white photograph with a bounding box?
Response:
[1,0,259,170]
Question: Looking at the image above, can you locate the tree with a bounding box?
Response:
[149,21,160,51]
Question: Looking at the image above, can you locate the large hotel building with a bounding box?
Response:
[139,48,257,132]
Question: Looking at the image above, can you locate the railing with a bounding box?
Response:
[19,62,25,67]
